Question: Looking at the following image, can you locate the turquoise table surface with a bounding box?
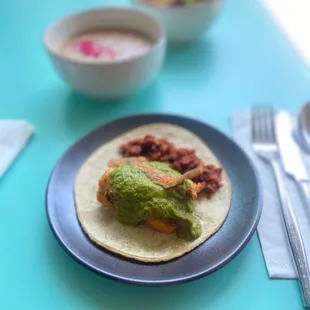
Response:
[1,0,310,309]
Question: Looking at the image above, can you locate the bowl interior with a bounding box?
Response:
[44,8,165,57]
[131,0,221,11]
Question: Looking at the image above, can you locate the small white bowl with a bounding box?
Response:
[44,8,166,100]
[131,0,222,44]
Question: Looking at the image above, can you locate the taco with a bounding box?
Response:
[74,124,231,262]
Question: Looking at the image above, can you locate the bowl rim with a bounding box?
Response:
[43,7,166,67]
[130,0,221,11]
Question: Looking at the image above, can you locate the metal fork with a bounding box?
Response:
[252,107,310,307]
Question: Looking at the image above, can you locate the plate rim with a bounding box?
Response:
[46,113,262,286]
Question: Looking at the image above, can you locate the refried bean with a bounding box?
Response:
[120,135,222,198]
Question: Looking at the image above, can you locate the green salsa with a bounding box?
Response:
[109,162,202,241]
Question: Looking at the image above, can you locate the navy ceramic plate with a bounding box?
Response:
[46,114,261,286]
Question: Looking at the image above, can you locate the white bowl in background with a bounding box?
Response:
[131,0,222,44]
[44,8,166,100]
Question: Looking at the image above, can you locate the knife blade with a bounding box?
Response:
[275,111,309,182]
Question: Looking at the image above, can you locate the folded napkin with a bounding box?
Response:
[0,120,34,179]
[232,112,310,279]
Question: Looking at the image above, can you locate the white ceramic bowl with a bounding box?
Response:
[131,0,222,44]
[44,8,166,100]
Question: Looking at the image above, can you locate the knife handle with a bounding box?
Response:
[271,160,310,308]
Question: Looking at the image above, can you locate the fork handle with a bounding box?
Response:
[271,160,310,307]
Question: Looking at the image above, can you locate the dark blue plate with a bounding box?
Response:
[46,114,261,286]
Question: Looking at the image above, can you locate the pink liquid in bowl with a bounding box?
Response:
[76,40,116,60]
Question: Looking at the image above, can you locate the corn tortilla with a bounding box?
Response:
[74,124,232,262]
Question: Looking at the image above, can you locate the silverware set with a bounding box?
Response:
[251,107,310,308]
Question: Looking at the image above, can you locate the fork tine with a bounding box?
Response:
[265,106,275,143]
[251,107,258,142]
[262,108,268,142]
[264,107,270,143]
[251,108,255,141]
[270,106,276,142]
[259,109,266,142]
[252,106,263,143]
[252,105,275,143]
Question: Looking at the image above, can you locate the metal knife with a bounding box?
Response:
[275,111,310,213]
[276,111,310,307]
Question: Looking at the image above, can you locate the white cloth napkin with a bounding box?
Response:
[0,120,34,179]
[232,111,310,279]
